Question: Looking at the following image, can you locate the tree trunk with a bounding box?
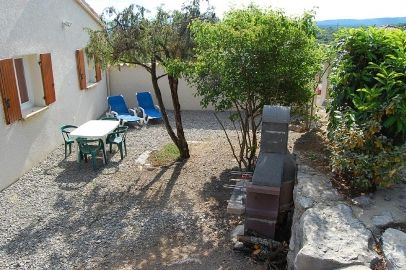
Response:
[168,75,190,158]
[149,62,181,150]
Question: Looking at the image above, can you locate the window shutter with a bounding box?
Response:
[76,49,86,90]
[0,59,22,124]
[40,53,56,105]
[95,62,102,82]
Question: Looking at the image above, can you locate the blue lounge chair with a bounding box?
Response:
[107,95,143,124]
[136,91,162,123]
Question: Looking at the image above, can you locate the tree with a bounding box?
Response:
[86,1,216,159]
[187,7,322,170]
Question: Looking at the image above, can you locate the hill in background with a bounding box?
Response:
[317,17,406,28]
[316,17,406,44]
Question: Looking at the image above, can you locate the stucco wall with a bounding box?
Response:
[0,0,108,190]
[315,63,330,107]
[109,65,214,111]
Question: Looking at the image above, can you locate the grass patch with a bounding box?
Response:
[149,143,180,166]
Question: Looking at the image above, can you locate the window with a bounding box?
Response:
[76,49,101,90]
[14,59,29,105]
[14,55,46,112]
[0,53,56,124]
[85,53,96,85]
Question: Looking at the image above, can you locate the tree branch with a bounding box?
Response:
[214,112,242,169]
[157,73,168,80]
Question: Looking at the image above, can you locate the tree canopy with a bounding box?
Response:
[189,7,322,112]
[187,7,322,170]
[86,1,216,158]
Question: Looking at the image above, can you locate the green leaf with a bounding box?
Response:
[383,116,397,128]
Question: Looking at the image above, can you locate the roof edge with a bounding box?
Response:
[76,0,104,28]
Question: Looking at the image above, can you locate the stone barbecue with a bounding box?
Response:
[245,105,297,238]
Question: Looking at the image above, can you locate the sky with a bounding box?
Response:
[85,0,406,21]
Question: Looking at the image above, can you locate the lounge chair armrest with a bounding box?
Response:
[138,106,149,124]
[129,108,137,116]
[155,105,160,110]
[138,107,145,116]
[110,111,118,116]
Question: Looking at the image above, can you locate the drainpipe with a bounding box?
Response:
[106,67,111,97]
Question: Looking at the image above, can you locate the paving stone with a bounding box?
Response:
[352,195,374,209]
[371,214,393,227]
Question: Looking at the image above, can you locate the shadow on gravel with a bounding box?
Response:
[44,153,123,191]
[200,167,242,241]
[0,159,208,269]
[0,136,263,269]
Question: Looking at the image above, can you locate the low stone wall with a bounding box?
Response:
[288,165,406,270]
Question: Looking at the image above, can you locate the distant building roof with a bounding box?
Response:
[383,25,406,30]
[76,0,104,27]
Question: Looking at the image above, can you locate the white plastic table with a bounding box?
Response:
[70,120,120,162]
[70,120,119,140]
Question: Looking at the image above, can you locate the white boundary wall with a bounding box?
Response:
[109,65,214,111]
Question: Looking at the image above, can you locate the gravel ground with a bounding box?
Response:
[0,111,268,270]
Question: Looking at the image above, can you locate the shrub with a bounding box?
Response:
[328,27,406,191]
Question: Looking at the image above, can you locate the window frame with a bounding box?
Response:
[0,53,56,124]
[76,48,102,90]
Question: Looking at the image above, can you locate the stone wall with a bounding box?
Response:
[288,165,406,270]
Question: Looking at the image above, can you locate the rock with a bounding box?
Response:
[288,166,342,270]
[297,166,341,203]
[289,124,306,133]
[230,224,245,243]
[233,241,251,253]
[135,150,151,165]
[168,257,202,266]
[146,165,156,171]
[227,181,246,215]
[296,195,314,210]
[295,204,377,270]
[352,195,373,209]
[371,214,393,227]
[382,228,406,270]
[336,266,371,270]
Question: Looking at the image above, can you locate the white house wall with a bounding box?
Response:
[109,65,214,111]
[0,0,108,190]
[316,63,330,106]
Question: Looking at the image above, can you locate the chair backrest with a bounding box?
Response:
[101,116,118,121]
[107,95,130,115]
[61,125,77,142]
[76,138,103,154]
[116,126,128,140]
[136,92,155,110]
[108,126,128,141]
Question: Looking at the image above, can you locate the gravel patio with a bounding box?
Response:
[0,111,265,270]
